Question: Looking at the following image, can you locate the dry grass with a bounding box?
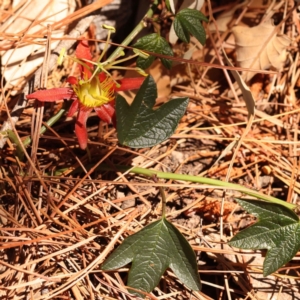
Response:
[0,0,299,299]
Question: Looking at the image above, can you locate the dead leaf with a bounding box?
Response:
[223,49,255,118]
[249,74,264,101]
[0,0,76,88]
[208,2,244,33]
[232,20,290,81]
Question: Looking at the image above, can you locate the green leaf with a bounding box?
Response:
[229,199,300,276]
[133,33,173,69]
[136,55,155,70]
[116,75,189,148]
[173,8,208,44]
[102,217,201,298]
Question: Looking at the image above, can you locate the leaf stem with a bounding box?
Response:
[159,186,166,217]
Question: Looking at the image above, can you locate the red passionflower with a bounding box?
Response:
[27,40,144,149]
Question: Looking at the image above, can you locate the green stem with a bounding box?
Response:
[104,54,139,69]
[16,158,298,211]
[130,166,297,210]
[107,0,160,62]
[87,164,297,211]
[4,107,66,160]
[23,107,66,147]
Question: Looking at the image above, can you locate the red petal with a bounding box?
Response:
[76,40,93,77]
[76,40,92,62]
[26,88,75,101]
[67,100,79,117]
[115,77,145,91]
[75,107,92,150]
[67,76,78,85]
[94,102,115,124]
[98,72,107,82]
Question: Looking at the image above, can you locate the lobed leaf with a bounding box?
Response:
[173,8,208,44]
[169,0,205,44]
[229,199,300,276]
[133,33,173,69]
[116,75,189,148]
[102,217,201,298]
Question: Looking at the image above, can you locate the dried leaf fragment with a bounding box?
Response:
[232,20,290,81]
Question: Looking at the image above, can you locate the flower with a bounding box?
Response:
[27,40,144,149]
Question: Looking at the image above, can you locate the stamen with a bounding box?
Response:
[75,76,115,108]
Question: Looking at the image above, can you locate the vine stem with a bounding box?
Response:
[107,0,160,62]
[6,106,66,159]
[88,164,297,211]
[20,162,298,212]
[129,166,297,210]
[52,162,298,211]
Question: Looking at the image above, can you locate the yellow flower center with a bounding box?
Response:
[74,75,114,108]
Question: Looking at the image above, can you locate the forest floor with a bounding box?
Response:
[0,0,299,299]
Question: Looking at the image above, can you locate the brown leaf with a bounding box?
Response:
[232,20,290,81]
